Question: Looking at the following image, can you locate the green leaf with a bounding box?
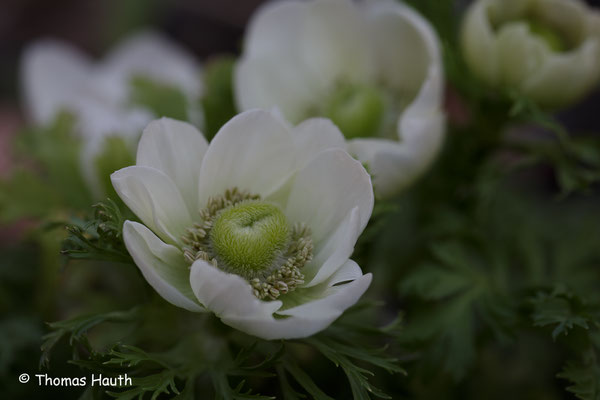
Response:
[401,262,473,300]
[130,75,189,120]
[106,369,181,400]
[530,290,594,340]
[305,336,401,399]
[201,56,237,140]
[93,136,135,200]
[276,365,307,400]
[211,372,274,400]
[558,360,600,400]
[0,112,93,220]
[61,199,133,264]
[40,307,139,368]
[282,360,335,400]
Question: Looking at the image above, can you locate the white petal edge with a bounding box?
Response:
[123,221,204,312]
[348,61,445,199]
[234,56,321,124]
[522,40,600,107]
[100,30,202,101]
[291,117,346,170]
[197,109,297,208]
[364,0,441,96]
[190,259,371,340]
[111,166,192,245]
[243,0,308,58]
[20,39,92,125]
[137,118,208,213]
[300,0,375,87]
[303,207,361,287]
[285,148,373,245]
[460,0,500,85]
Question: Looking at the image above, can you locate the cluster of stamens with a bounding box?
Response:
[181,188,313,301]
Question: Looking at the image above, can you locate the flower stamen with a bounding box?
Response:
[181,188,313,301]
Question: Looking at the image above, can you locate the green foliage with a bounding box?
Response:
[39,301,404,399]
[400,241,513,380]
[130,75,189,121]
[0,112,93,221]
[93,136,135,200]
[201,56,237,140]
[40,307,140,368]
[508,93,600,195]
[558,359,600,400]
[530,289,598,340]
[61,199,133,264]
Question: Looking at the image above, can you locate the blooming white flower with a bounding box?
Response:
[111,110,374,339]
[21,31,203,196]
[235,0,445,199]
[461,0,600,108]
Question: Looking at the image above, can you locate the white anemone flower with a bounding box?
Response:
[462,0,600,108]
[21,31,203,196]
[235,0,445,199]
[111,110,374,339]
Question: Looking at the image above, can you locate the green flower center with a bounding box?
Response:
[181,189,313,300]
[210,201,289,276]
[324,83,385,139]
[524,18,567,52]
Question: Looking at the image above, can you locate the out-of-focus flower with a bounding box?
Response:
[235,0,445,199]
[111,110,373,339]
[21,31,203,196]
[461,0,600,108]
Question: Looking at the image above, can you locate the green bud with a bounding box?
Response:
[94,136,135,198]
[210,200,289,277]
[325,84,385,139]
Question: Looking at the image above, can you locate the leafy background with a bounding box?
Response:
[1,0,600,399]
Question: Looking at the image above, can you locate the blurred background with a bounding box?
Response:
[1,1,600,399]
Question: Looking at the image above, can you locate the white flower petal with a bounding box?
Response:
[21,40,92,125]
[137,118,208,213]
[111,166,192,245]
[190,259,371,340]
[460,0,500,85]
[304,207,360,287]
[234,57,320,124]
[532,0,587,44]
[291,118,346,170]
[349,117,444,199]
[495,22,549,87]
[99,30,202,102]
[243,0,308,57]
[285,148,373,244]
[522,41,600,107]
[276,268,372,327]
[189,260,282,330]
[123,221,203,312]
[300,0,375,86]
[348,57,445,198]
[327,259,364,286]
[197,110,297,208]
[365,0,441,96]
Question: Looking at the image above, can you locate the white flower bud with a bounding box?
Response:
[461,0,600,108]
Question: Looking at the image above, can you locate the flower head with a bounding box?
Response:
[235,0,445,198]
[21,31,203,196]
[111,110,374,339]
[461,0,600,108]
